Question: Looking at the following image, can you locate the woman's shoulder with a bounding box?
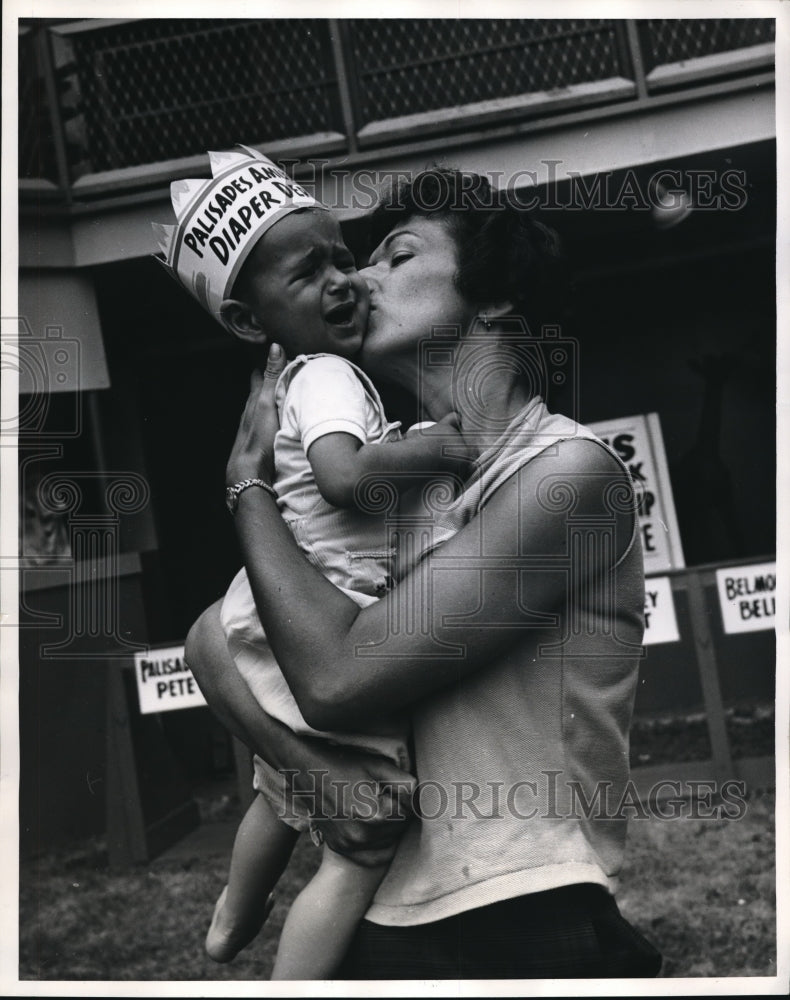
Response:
[552,432,629,473]
[473,401,622,505]
[509,433,636,510]
[521,402,633,480]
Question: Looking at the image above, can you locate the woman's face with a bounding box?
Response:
[358,215,479,383]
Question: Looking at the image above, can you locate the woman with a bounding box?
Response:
[187,169,662,979]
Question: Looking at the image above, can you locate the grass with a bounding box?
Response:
[19,786,776,982]
[20,818,321,982]
[616,788,776,978]
[628,703,775,766]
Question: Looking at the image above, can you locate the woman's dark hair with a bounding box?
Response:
[368,167,570,334]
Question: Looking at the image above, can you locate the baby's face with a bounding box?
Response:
[239,208,369,359]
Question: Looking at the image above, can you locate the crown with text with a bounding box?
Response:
[152,145,318,325]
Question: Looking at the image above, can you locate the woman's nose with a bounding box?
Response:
[360,263,379,290]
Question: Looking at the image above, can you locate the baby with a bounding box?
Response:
[154,146,465,979]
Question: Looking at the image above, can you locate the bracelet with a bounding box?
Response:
[225,478,277,515]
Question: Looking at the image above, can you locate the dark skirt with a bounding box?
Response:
[338,883,662,980]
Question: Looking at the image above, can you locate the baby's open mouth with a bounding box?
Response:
[325,301,356,326]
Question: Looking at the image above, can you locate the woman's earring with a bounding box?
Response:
[483,314,491,330]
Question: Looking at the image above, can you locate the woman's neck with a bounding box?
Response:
[418,340,535,456]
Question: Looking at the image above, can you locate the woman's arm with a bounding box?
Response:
[229,356,636,730]
[185,600,415,866]
[235,440,632,729]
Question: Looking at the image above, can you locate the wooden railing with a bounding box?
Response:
[632,555,776,801]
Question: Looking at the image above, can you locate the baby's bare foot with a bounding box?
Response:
[205,885,275,963]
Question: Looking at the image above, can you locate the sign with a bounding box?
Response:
[155,146,316,325]
[134,645,207,714]
[643,575,680,645]
[588,412,685,575]
[715,561,777,634]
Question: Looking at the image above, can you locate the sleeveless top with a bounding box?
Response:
[366,396,645,926]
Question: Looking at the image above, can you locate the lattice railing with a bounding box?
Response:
[18,17,775,198]
[638,18,775,73]
[52,19,342,174]
[346,19,628,126]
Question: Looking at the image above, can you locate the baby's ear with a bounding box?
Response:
[220,298,268,345]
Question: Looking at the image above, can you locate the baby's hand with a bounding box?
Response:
[414,411,475,480]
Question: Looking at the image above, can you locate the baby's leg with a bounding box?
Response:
[271,845,390,980]
[206,793,299,963]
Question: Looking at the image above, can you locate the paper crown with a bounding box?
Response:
[153,145,319,326]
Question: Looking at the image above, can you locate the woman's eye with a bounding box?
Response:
[391,252,413,266]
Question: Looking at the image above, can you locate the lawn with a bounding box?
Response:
[19,785,777,982]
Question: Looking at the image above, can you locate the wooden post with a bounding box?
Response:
[684,569,734,783]
[624,20,649,101]
[328,19,359,154]
[106,662,148,865]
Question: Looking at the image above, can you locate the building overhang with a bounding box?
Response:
[19,83,776,273]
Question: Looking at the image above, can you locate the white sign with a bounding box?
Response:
[715,562,777,634]
[134,645,207,714]
[643,575,680,645]
[588,412,685,575]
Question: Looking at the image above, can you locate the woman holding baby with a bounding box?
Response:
[185,165,662,980]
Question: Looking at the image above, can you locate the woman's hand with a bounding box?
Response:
[186,600,414,867]
[225,344,287,486]
[289,740,417,868]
